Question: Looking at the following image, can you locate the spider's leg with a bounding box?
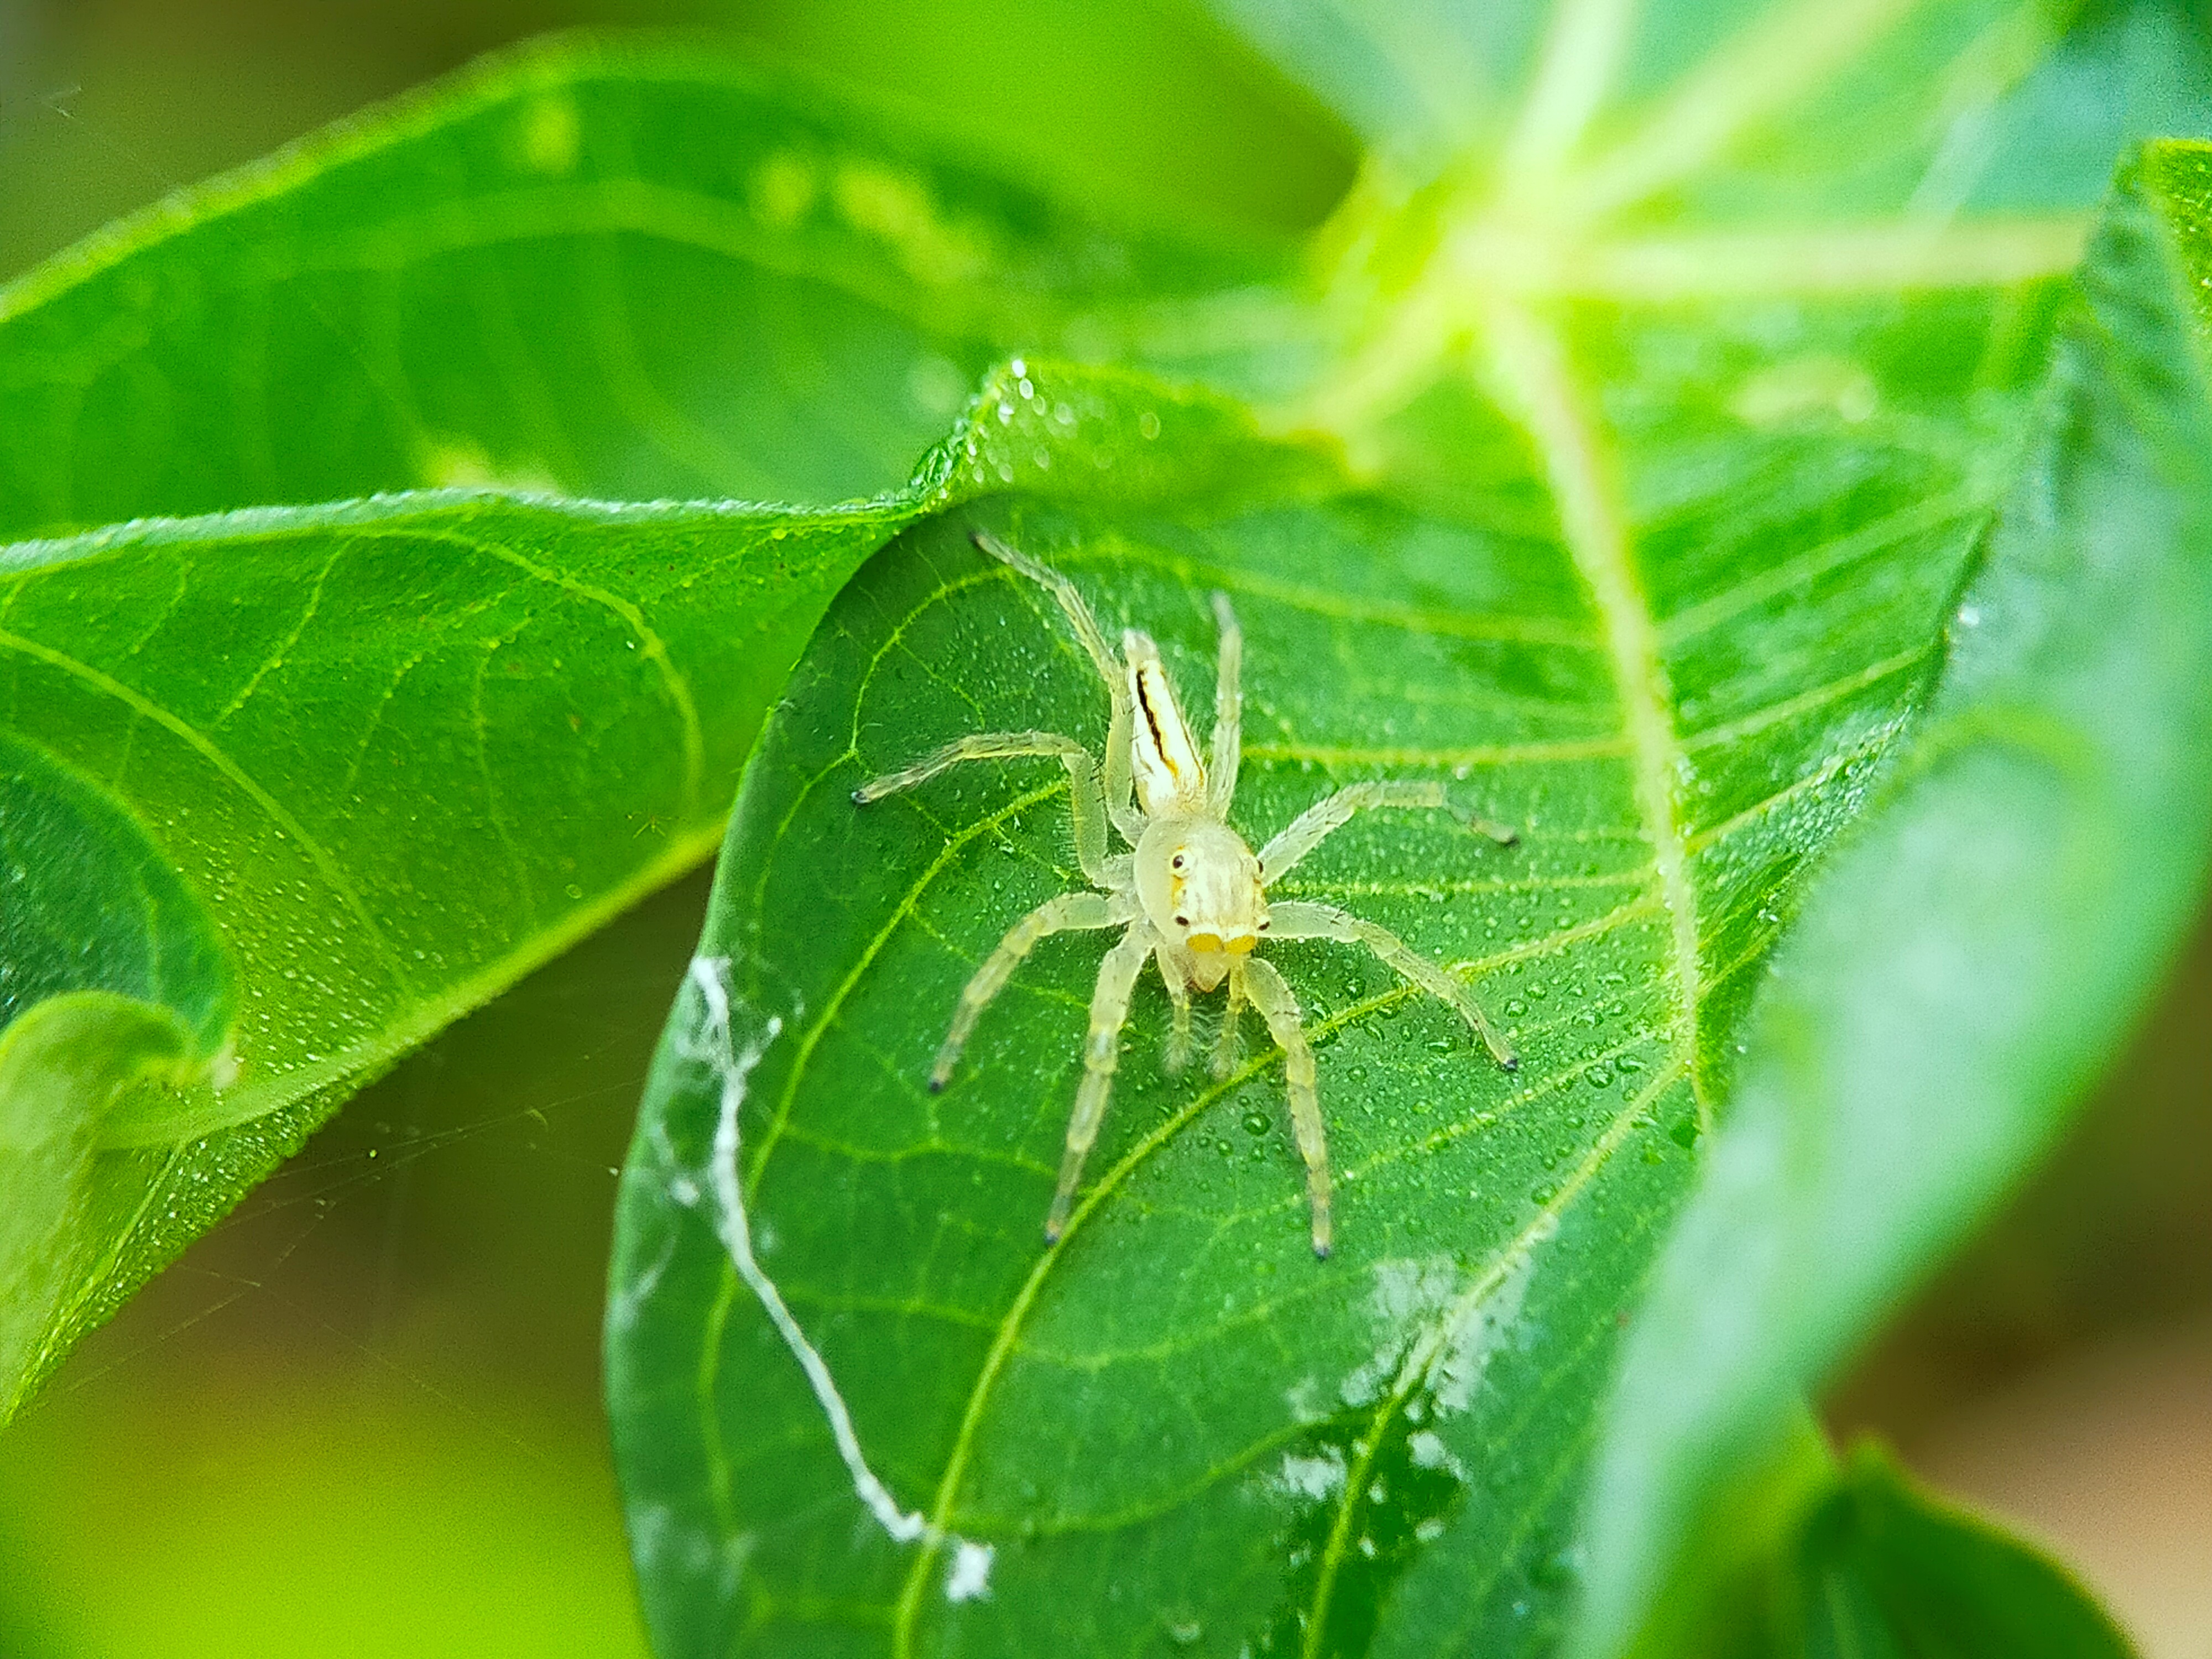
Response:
[1256,779,1517,885]
[853,729,1115,885]
[1238,957,1331,1259]
[972,532,1145,844]
[1210,968,1245,1080]
[1154,943,1195,1075]
[1205,591,1242,817]
[932,890,1130,1090]
[1266,899,1516,1069]
[1046,926,1152,1242]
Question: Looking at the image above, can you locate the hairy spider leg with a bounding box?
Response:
[1257,778,1517,885]
[1206,591,1241,817]
[854,730,1115,885]
[1266,900,1517,1068]
[972,532,1145,845]
[1154,941,1196,1075]
[1046,927,1154,1241]
[930,890,1134,1091]
[1211,970,1245,1079]
[1238,957,1331,1258]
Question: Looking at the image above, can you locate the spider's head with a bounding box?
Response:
[1139,818,1268,982]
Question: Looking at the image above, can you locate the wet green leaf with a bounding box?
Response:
[604,6,2210,1655]
[1575,138,2212,1658]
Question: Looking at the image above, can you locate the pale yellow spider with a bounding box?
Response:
[854,533,1517,1256]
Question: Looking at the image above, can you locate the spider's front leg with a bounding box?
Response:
[1046,927,1154,1242]
[1236,957,1331,1258]
[1205,591,1241,817]
[1257,779,1516,885]
[1266,899,1516,1068]
[854,729,1117,884]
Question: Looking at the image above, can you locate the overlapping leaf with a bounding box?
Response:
[0,30,1308,1418]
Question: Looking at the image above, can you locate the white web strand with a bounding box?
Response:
[684,957,993,1604]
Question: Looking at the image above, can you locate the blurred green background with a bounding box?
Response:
[0,3,2204,1656]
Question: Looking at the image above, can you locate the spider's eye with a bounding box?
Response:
[1258,919,1270,930]
[1173,914,1189,928]
[1170,852,1187,872]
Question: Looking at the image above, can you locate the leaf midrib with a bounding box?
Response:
[1480,301,1709,1125]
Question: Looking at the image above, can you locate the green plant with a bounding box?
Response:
[4,4,2210,1656]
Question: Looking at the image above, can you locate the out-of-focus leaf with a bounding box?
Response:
[1574,138,2212,1658]
[0,364,1295,1421]
[0,34,1304,539]
[1208,0,2210,202]
[1646,1441,2137,1659]
[1773,1447,2136,1659]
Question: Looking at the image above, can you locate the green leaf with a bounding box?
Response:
[602,394,1981,1653]
[604,7,2210,1655]
[0,362,1294,1421]
[0,34,1297,539]
[1646,1439,2137,1659]
[1208,0,2211,197]
[1573,137,2212,1658]
[0,727,238,1408]
[1773,1447,2136,1659]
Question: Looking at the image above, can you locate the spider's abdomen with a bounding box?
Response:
[1124,630,1208,816]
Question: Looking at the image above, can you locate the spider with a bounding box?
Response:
[853,532,1517,1257]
